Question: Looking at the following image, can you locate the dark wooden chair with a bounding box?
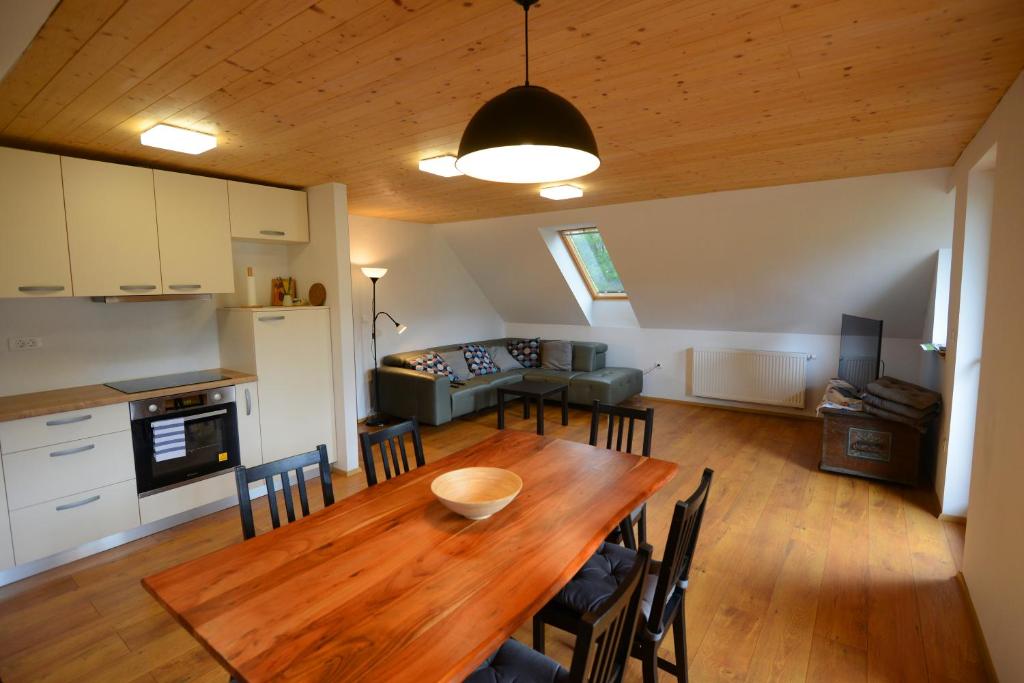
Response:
[234,444,335,540]
[359,418,426,487]
[589,401,655,549]
[534,469,714,683]
[467,544,653,683]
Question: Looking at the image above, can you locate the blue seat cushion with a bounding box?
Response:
[465,638,568,683]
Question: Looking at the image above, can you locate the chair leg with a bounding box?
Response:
[533,615,546,654]
[641,641,660,683]
[638,503,648,546]
[621,517,638,550]
[672,601,688,683]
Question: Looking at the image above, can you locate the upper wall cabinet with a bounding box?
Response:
[154,170,234,294]
[0,148,72,298]
[228,180,308,243]
[62,157,162,296]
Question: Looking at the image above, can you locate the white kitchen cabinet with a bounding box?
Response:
[219,308,335,465]
[0,403,129,455]
[0,148,72,298]
[235,381,263,468]
[9,479,140,565]
[227,180,308,243]
[3,430,134,511]
[139,471,237,525]
[0,458,14,571]
[154,170,234,294]
[61,156,162,296]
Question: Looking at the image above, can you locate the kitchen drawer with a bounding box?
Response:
[0,403,129,454]
[10,479,140,565]
[3,430,135,511]
[139,470,238,525]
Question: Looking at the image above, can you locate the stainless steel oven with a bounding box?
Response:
[130,386,240,496]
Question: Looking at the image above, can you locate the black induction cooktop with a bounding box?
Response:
[105,370,228,394]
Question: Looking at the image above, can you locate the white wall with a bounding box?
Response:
[438,169,954,339]
[348,215,504,418]
[951,71,1024,682]
[0,298,220,396]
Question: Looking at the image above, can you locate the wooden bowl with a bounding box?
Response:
[430,467,523,520]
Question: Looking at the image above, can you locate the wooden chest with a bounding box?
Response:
[820,408,934,486]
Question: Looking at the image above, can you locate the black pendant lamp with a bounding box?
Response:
[456,0,600,184]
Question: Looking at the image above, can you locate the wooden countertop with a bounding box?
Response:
[0,369,257,423]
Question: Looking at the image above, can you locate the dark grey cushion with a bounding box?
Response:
[553,542,659,622]
[555,542,638,614]
[465,638,568,683]
[541,340,573,370]
[488,345,524,372]
[439,349,472,381]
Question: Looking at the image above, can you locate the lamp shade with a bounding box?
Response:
[361,267,388,280]
[456,85,600,184]
[396,324,408,335]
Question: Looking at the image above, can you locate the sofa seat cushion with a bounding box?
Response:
[568,367,643,406]
[521,369,582,386]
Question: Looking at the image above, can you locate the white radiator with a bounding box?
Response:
[691,348,809,409]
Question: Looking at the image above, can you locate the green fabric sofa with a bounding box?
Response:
[377,338,643,426]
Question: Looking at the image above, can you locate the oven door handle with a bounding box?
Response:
[180,408,229,423]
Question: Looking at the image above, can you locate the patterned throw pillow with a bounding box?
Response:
[403,352,457,379]
[461,344,500,376]
[507,338,542,368]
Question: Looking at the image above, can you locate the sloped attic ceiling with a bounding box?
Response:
[437,168,953,339]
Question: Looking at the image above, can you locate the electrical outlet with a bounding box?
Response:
[8,336,42,351]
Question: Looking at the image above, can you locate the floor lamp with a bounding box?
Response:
[362,267,407,427]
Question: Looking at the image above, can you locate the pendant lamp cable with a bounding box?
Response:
[523,2,530,85]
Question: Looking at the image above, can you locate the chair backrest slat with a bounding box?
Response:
[234,445,334,540]
[568,544,653,683]
[265,475,280,528]
[279,469,296,523]
[645,468,714,631]
[359,419,426,487]
[295,467,310,517]
[589,401,655,457]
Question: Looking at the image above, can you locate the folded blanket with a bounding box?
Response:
[865,376,941,411]
[816,377,864,416]
[863,403,935,433]
[861,392,938,420]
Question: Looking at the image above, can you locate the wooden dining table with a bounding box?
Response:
[143,430,678,682]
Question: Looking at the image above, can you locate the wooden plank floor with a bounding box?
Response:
[0,400,985,682]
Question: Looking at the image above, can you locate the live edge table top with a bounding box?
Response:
[143,430,678,682]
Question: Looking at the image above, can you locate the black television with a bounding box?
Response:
[838,314,883,390]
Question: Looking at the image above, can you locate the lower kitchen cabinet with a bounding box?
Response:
[0,459,13,571]
[139,471,237,525]
[9,479,140,565]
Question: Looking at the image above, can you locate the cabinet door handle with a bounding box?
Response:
[46,414,92,427]
[259,229,286,236]
[120,284,157,292]
[258,315,285,322]
[50,443,95,458]
[18,285,65,292]
[56,495,101,511]
[245,388,252,416]
[168,284,201,291]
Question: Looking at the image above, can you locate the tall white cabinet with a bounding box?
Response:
[219,308,336,465]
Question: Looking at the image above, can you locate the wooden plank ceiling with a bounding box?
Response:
[1,0,1022,223]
